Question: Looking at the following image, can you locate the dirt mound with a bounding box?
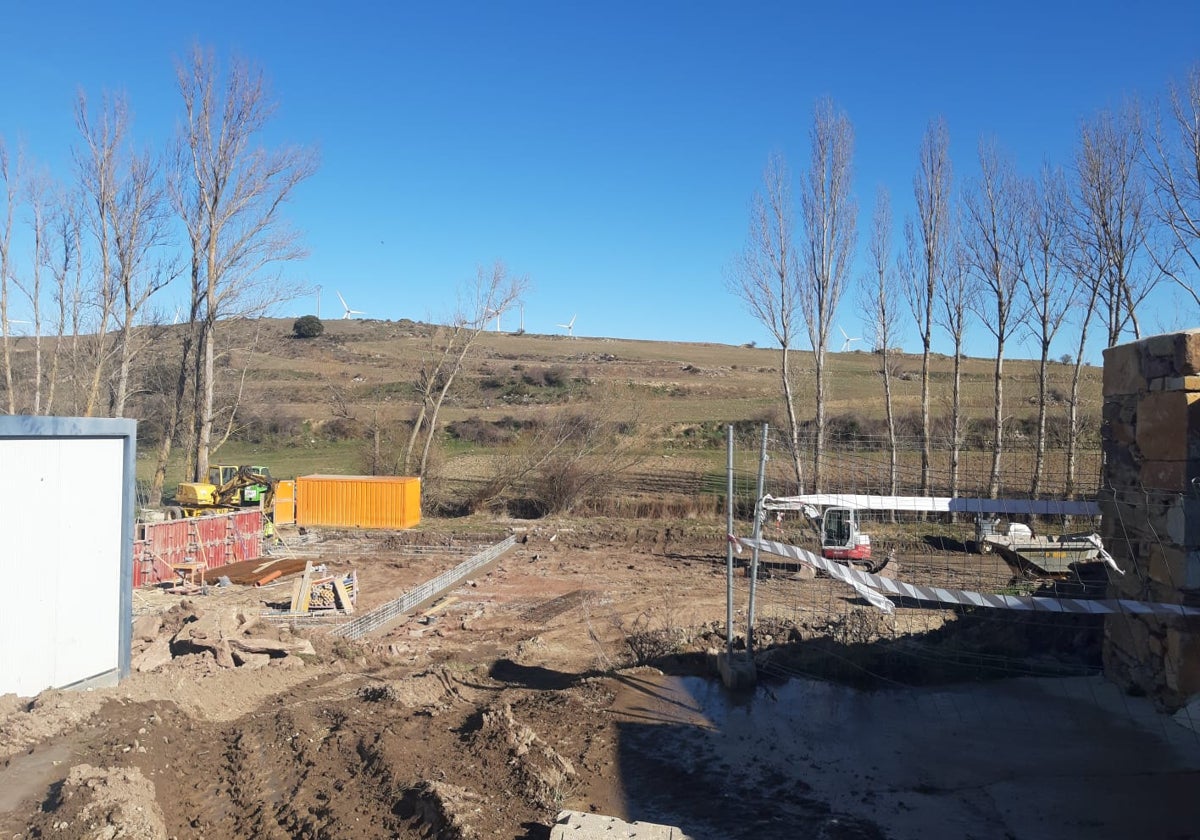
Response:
[132,600,315,673]
[29,764,166,839]
[395,781,484,840]
[470,701,576,809]
[0,690,107,763]
[357,668,466,711]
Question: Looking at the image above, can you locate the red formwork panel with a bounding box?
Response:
[133,510,263,588]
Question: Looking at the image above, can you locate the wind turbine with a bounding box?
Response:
[337,291,366,319]
[839,325,862,353]
[557,314,577,338]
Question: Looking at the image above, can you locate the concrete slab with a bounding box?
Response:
[551,810,692,839]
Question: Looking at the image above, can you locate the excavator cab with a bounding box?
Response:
[208,465,273,506]
[820,507,872,562]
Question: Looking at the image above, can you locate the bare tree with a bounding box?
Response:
[0,140,19,414]
[1147,63,1200,309]
[798,97,857,493]
[728,153,805,490]
[402,261,526,478]
[963,139,1029,498]
[1022,165,1073,495]
[1060,168,1105,500]
[73,94,125,416]
[171,46,317,482]
[1073,103,1159,346]
[862,187,901,501]
[934,242,971,499]
[42,190,82,415]
[110,137,174,416]
[904,118,953,495]
[14,171,54,414]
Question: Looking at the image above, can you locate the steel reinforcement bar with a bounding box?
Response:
[329,535,517,639]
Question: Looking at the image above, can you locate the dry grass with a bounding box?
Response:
[123,317,1102,491]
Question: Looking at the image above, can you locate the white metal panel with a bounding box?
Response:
[0,437,124,696]
[761,494,1100,517]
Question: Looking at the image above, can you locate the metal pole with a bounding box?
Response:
[725,424,735,658]
[746,422,768,656]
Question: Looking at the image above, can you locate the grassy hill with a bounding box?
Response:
[214,316,1099,431]
[145,316,1103,507]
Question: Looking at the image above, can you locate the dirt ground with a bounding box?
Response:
[0,520,740,840]
[2,519,1198,840]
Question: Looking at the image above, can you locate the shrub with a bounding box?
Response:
[293,315,324,338]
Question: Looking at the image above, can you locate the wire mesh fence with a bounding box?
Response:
[723,424,1200,738]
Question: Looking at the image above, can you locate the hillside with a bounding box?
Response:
[216,316,1100,435]
[124,316,1101,505]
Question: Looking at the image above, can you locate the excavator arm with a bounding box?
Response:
[213,466,278,510]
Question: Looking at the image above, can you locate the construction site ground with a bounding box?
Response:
[2,519,1199,840]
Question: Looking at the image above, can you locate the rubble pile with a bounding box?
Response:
[131,601,315,673]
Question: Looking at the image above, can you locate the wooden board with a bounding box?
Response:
[332,578,355,614]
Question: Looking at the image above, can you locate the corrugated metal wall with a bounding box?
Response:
[133,510,263,588]
[296,475,421,529]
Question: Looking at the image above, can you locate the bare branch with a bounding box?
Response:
[799,97,857,493]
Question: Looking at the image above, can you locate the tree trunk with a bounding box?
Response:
[114,318,133,417]
[882,350,897,522]
[781,346,804,493]
[989,350,1004,498]
[1032,340,1050,496]
[148,320,197,506]
[196,316,215,482]
[1066,342,1089,499]
[950,342,963,499]
[813,344,825,493]
[920,337,931,494]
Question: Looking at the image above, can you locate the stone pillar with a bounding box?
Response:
[1101,329,1200,710]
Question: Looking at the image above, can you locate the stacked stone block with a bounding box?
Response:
[1102,329,1200,710]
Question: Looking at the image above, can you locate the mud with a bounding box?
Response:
[1,521,1197,839]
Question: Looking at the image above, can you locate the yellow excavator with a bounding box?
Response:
[171,466,278,518]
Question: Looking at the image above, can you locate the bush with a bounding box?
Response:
[293,315,324,338]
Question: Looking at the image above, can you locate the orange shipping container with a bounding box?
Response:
[295,475,421,529]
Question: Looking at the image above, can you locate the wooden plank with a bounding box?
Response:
[332,577,355,614]
[290,561,314,613]
[297,565,314,613]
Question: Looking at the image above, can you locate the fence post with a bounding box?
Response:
[726,424,735,659]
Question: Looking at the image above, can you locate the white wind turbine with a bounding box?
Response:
[839,325,862,352]
[337,291,366,319]
[557,314,577,338]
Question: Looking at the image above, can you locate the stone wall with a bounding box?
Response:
[1102,329,1200,710]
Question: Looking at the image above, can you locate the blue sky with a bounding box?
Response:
[2,1,1198,361]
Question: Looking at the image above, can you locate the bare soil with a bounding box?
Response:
[2,519,1191,840]
[0,520,749,839]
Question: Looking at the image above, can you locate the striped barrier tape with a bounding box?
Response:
[737,536,1200,618]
